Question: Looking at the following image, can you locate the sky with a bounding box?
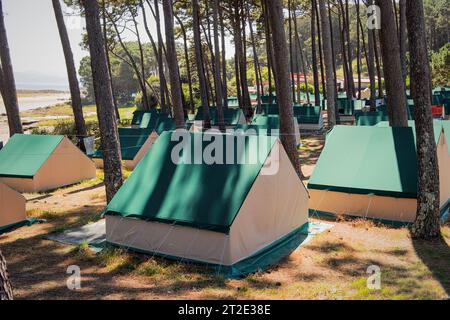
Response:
[2,0,235,91]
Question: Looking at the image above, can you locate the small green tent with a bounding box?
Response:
[0,134,96,192]
[131,109,159,129]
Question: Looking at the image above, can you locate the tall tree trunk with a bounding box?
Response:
[130,8,151,112]
[235,0,251,116]
[0,249,13,300]
[219,3,228,109]
[316,2,326,101]
[356,0,362,99]
[374,31,383,97]
[53,0,87,141]
[311,0,321,105]
[162,0,185,128]
[327,1,338,98]
[0,0,22,136]
[192,0,211,127]
[293,3,310,105]
[265,0,302,178]
[153,0,169,114]
[247,3,261,111]
[406,0,441,239]
[366,1,377,110]
[399,0,407,84]
[344,0,355,98]
[318,0,337,127]
[288,0,296,103]
[375,0,408,127]
[83,0,123,203]
[212,0,225,130]
[101,0,120,120]
[262,0,274,102]
[174,14,195,114]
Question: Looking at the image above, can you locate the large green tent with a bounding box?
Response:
[308,125,450,225]
[104,131,309,277]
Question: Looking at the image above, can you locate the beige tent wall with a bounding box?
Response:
[309,189,417,223]
[228,140,309,264]
[0,176,35,193]
[106,139,309,266]
[0,183,26,227]
[126,133,158,170]
[437,132,450,207]
[93,133,157,171]
[32,137,96,192]
[106,215,230,265]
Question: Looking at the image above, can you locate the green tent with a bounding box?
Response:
[293,106,324,130]
[131,109,159,129]
[104,131,309,277]
[308,125,450,225]
[194,106,245,127]
[0,134,96,192]
[0,134,64,179]
[92,128,152,162]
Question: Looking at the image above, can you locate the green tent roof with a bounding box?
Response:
[131,110,159,129]
[0,134,64,178]
[105,131,277,233]
[92,128,152,161]
[308,126,418,198]
[376,120,450,151]
[194,107,243,126]
[293,106,322,124]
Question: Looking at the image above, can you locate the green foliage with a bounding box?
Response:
[79,41,157,106]
[431,43,450,87]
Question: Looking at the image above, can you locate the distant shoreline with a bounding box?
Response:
[0,90,70,114]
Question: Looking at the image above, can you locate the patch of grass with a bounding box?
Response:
[96,248,136,273]
[71,241,93,260]
[134,259,166,276]
[27,209,57,220]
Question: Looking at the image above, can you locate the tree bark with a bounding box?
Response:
[162,0,185,128]
[265,0,302,178]
[212,0,225,130]
[406,0,441,239]
[219,3,228,109]
[315,2,326,101]
[366,1,377,111]
[399,0,407,84]
[0,0,22,136]
[83,0,123,203]
[0,248,13,300]
[288,0,296,104]
[192,0,211,127]
[318,0,337,127]
[101,0,120,120]
[376,0,408,127]
[247,3,262,111]
[52,0,87,141]
[311,0,321,106]
[174,14,195,114]
[152,0,169,114]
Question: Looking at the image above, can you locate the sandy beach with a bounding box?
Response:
[0,93,70,114]
[0,93,70,143]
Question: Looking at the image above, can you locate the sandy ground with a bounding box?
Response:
[1,133,449,300]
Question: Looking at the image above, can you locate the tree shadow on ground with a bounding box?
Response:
[412,232,450,297]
